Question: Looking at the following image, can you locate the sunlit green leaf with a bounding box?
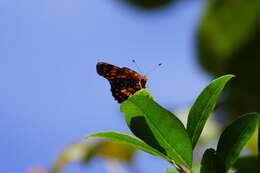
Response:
[121,90,166,156]
[121,89,192,169]
[187,74,234,149]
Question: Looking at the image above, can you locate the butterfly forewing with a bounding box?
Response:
[96,62,147,103]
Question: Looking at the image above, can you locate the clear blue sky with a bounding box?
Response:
[0,1,210,173]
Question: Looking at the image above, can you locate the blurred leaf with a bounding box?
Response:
[121,89,192,169]
[51,140,135,173]
[92,140,135,162]
[200,148,225,173]
[51,142,97,173]
[86,131,169,161]
[233,156,260,173]
[121,0,174,9]
[198,0,260,74]
[216,113,259,170]
[197,0,260,117]
[187,74,233,149]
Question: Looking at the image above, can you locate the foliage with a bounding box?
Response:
[52,75,259,173]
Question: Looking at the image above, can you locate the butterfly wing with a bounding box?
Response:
[96,62,147,103]
[96,62,120,80]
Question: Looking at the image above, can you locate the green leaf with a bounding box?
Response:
[233,156,260,173]
[85,131,169,161]
[216,113,259,170]
[187,74,234,149]
[121,89,192,169]
[200,148,225,173]
[121,90,166,156]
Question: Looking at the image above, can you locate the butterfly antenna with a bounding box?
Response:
[132,59,143,74]
[145,63,162,76]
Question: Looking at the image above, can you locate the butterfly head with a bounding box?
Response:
[141,75,147,88]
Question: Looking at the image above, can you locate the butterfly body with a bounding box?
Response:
[96,62,147,103]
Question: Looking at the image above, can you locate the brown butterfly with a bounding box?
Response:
[96,62,147,103]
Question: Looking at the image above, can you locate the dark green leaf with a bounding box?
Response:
[234,156,260,173]
[121,89,192,169]
[187,74,234,149]
[85,131,169,161]
[216,113,259,170]
[201,148,225,173]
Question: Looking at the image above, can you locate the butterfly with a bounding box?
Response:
[96,62,147,103]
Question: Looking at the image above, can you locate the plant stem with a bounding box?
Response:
[174,163,192,173]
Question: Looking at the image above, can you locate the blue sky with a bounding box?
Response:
[0,1,210,173]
